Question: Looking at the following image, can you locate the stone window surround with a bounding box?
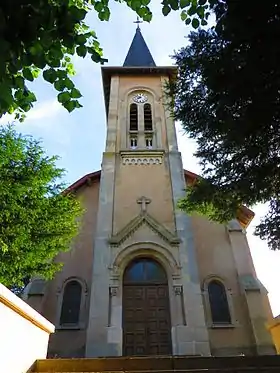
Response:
[55,277,88,330]
[202,275,237,329]
[126,90,157,149]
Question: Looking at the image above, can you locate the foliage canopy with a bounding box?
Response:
[170,1,280,250]
[0,125,83,288]
[0,0,210,121]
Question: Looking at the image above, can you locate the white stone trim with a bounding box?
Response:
[107,246,184,355]
[124,86,160,103]
[120,150,164,166]
[0,283,54,334]
[122,157,162,165]
[110,242,181,280]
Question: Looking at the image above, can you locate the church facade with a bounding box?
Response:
[26,27,275,358]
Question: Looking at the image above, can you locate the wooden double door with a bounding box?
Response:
[122,258,172,356]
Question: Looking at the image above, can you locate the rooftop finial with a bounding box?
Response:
[133,16,143,30]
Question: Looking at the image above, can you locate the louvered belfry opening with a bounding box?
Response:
[130,103,138,131]
[144,103,152,131]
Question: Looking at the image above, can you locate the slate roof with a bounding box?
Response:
[123,27,156,67]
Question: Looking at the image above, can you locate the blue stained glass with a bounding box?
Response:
[124,258,167,283]
[145,260,165,281]
[129,261,145,281]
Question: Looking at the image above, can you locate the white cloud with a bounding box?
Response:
[26,100,61,122]
[0,99,62,127]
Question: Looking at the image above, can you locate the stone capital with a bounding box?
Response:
[173,285,183,296]
[109,286,119,297]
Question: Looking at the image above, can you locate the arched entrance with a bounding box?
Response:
[122,257,172,356]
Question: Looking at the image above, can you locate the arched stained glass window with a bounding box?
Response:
[208,280,231,324]
[144,103,153,131]
[60,280,82,325]
[124,258,167,284]
[130,103,138,131]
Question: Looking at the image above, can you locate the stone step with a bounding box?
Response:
[29,369,280,373]
[29,356,280,373]
[29,367,280,373]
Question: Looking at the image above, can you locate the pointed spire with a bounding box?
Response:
[123,22,156,67]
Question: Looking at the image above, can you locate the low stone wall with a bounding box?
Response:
[0,283,54,373]
[267,315,280,354]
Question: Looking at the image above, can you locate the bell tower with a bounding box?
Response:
[85,25,211,357]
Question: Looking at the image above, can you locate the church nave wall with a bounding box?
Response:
[39,181,100,358]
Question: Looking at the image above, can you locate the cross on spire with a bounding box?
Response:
[137,196,151,214]
[134,16,143,29]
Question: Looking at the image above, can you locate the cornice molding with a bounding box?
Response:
[120,150,165,166]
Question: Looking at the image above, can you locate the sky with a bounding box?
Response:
[1,2,280,316]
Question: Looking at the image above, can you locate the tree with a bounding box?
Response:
[0,125,83,288]
[0,0,211,121]
[170,1,280,250]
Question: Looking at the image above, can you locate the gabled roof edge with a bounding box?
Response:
[64,169,254,228]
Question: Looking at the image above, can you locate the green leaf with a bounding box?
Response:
[69,6,87,21]
[32,68,40,79]
[76,34,87,45]
[54,80,65,91]
[0,83,13,106]
[143,10,152,22]
[94,2,104,12]
[70,88,82,98]
[63,99,82,112]
[32,55,46,69]
[201,19,207,26]
[21,103,32,112]
[63,78,75,90]
[56,69,68,79]
[179,0,191,9]
[197,6,205,18]
[22,68,34,82]
[66,63,76,76]
[198,0,207,4]
[57,92,71,104]
[98,9,110,21]
[192,17,200,28]
[188,5,197,15]
[43,69,57,83]
[181,10,188,21]
[76,45,87,57]
[48,58,61,68]
[137,6,149,17]
[185,17,192,25]
[29,42,44,57]
[169,0,179,10]
[90,51,103,63]
[131,0,142,11]
[162,5,171,16]
[14,76,24,89]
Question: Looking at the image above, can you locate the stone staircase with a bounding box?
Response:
[29,355,280,373]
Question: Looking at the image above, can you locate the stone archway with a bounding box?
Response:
[122,257,172,356]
